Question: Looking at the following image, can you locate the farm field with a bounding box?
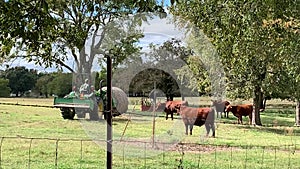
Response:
[0,97,299,168]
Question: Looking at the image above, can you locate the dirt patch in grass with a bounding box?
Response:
[167,143,240,153]
[112,139,240,154]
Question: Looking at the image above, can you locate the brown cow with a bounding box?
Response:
[178,106,215,137]
[164,100,188,120]
[212,100,230,118]
[225,104,253,124]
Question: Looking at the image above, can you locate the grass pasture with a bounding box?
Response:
[0,97,300,168]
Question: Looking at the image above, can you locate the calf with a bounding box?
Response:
[212,100,230,118]
[164,100,188,120]
[225,104,253,124]
[178,106,215,137]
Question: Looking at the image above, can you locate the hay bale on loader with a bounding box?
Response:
[101,87,128,114]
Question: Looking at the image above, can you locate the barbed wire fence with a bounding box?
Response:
[0,136,299,169]
[0,102,299,168]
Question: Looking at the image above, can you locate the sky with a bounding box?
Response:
[0,8,185,73]
[141,16,184,47]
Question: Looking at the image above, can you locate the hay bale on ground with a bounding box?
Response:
[102,87,128,114]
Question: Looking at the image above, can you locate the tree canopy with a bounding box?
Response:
[0,78,10,97]
[1,66,37,97]
[0,0,166,77]
[170,0,300,125]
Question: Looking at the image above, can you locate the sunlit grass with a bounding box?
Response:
[0,97,299,168]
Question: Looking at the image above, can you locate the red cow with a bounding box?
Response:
[212,100,230,118]
[164,100,188,120]
[178,106,215,137]
[225,104,253,124]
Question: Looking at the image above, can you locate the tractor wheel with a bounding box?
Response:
[76,112,86,118]
[89,100,104,121]
[61,108,75,120]
[75,108,86,119]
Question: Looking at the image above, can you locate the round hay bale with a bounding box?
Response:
[101,87,128,114]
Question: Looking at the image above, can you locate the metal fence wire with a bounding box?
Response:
[0,136,299,169]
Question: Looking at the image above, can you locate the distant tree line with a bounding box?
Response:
[0,66,73,97]
[0,66,104,98]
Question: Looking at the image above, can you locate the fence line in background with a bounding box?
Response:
[0,136,299,169]
[0,101,296,110]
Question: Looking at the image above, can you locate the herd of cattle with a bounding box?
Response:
[160,100,254,137]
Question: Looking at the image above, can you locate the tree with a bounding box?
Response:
[129,68,180,100]
[94,72,101,90]
[114,38,192,100]
[0,78,10,97]
[175,33,226,98]
[170,0,299,125]
[2,66,37,97]
[0,0,166,79]
[47,72,73,97]
[269,17,300,125]
[34,73,54,98]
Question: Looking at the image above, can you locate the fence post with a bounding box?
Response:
[288,146,291,169]
[274,146,277,168]
[179,143,184,169]
[28,138,33,169]
[230,146,233,169]
[144,142,147,168]
[214,145,217,169]
[55,139,59,169]
[0,137,4,169]
[122,143,125,169]
[197,144,201,169]
[162,143,165,168]
[244,145,248,169]
[261,146,265,169]
[80,140,83,169]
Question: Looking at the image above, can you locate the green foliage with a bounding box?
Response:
[47,73,73,97]
[176,32,226,97]
[34,74,54,98]
[0,0,166,74]
[170,0,299,98]
[0,78,10,97]
[170,0,299,125]
[94,72,101,90]
[129,68,180,99]
[125,39,192,98]
[1,66,38,97]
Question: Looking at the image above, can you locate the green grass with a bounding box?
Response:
[0,97,54,106]
[0,98,300,168]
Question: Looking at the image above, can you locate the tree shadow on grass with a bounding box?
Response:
[235,124,300,136]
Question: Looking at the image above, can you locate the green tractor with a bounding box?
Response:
[53,85,128,120]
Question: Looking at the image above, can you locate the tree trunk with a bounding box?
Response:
[253,86,263,126]
[295,100,300,126]
[259,92,267,111]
